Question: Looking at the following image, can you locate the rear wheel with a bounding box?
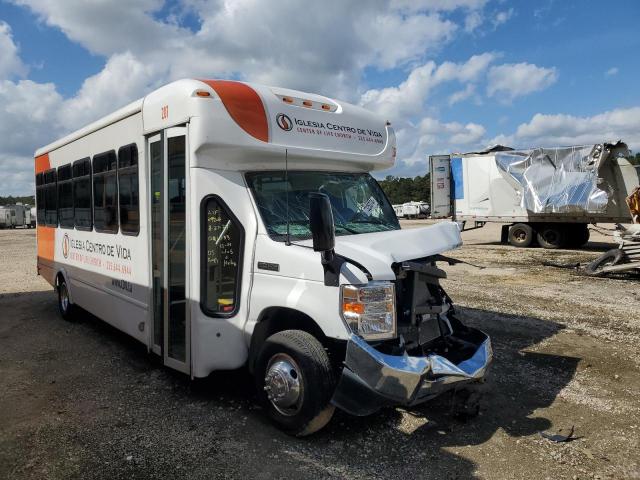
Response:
[508,223,534,247]
[57,277,77,321]
[536,224,567,249]
[256,330,336,436]
[565,224,590,248]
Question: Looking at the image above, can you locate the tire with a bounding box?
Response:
[536,224,567,249]
[57,277,77,321]
[585,249,626,275]
[508,223,534,248]
[256,330,336,436]
[565,224,590,248]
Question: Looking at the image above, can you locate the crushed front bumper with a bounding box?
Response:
[331,329,492,416]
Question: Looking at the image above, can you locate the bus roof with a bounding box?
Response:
[35,79,396,170]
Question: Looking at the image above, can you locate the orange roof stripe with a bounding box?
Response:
[200,80,269,143]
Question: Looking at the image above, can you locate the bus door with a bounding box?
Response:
[148,127,190,374]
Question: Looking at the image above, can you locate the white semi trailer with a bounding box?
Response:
[430,143,640,248]
[0,204,33,228]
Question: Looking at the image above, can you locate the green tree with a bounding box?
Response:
[377,175,431,205]
[0,195,35,206]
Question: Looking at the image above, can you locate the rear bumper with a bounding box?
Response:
[331,328,492,416]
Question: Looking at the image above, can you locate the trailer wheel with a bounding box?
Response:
[585,249,626,275]
[508,223,534,247]
[566,224,590,248]
[536,224,567,249]
[256,330,336,436]
[57,277,77,321]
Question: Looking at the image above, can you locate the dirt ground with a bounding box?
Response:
[1,223,639,480]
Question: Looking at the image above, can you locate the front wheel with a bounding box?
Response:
[256,330,336,436]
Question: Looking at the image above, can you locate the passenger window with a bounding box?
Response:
[93,151,118,233]
[201,197,244,316]
[44,169,57,226]
[73,158,92,230]
[118,144,139,235]
[35,173,45,225]
[57,164,74,228]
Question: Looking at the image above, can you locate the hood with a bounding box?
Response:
[331,222,462,280]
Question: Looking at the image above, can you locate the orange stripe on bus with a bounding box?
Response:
[35,153,55,284]
[200,80,269,143]
[35,153,50,174]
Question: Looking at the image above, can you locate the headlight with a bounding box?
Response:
[341,282,396,340]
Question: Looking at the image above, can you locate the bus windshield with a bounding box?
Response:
[246,171,400,241]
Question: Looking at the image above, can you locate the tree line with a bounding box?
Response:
[0,195,35,206]
[377,175,430,205]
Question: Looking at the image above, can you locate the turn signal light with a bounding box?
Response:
[343,302,365,315]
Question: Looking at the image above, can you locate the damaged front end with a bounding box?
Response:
[331,258,492,416]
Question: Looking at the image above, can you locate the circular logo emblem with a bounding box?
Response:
[276,113,293,131]
[62,234,69,259]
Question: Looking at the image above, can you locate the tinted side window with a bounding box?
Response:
[58,164,74,228]
[93,151,118,233]
[44,169,57,226]
[73,158,92,230]
[118,144,139,235]
[201,197,244,317]
[35,173,45,225]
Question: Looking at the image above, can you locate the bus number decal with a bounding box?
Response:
[161,105,169,120]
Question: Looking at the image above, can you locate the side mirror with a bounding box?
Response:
[309,192,335,254]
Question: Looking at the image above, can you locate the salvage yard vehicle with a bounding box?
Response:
[430,143,640,248]
[34,79,491,435]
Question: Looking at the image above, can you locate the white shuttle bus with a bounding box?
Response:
[35,79,491,435]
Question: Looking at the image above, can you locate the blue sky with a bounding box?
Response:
[1,0,639,194]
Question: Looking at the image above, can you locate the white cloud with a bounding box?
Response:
[488,107,640,150]
[448,84,475,105]
[492,8,514,28]
[61,52,162,128]
[605,67,619,77]
[360,12,457,69]
[9,0,181,57]
[487,62,557,101]
[0,21,28,79]
[391,0,488,12]
[0,79,64,156]
[360,52,497,119]
[464,11,483,33]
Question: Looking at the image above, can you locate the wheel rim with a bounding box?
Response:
[513,228,527,243]
[543,229,560,245]
[60,283,69,313]
[264,353,304,416]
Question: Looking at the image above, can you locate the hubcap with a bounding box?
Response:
[264,353,303,416]
[60,284,69,312]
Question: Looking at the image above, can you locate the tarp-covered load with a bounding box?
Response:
[494,142,630,214]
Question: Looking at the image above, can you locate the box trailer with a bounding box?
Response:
[0,204,32,228]
[430,143,640,248]
[0,208,11,228]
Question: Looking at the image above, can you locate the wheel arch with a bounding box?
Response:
[247,306,329,374]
